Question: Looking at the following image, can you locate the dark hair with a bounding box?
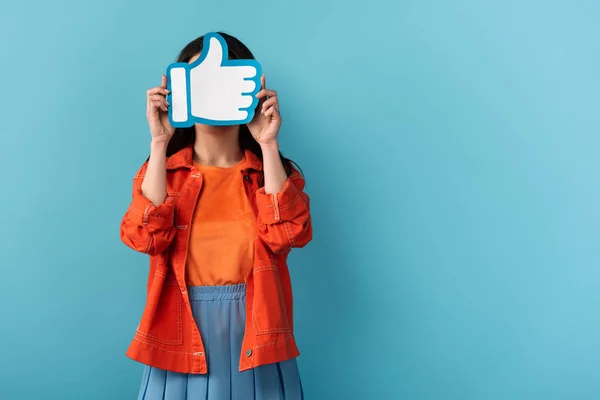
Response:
[165,32,297,176]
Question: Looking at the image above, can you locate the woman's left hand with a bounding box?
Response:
[247,76,281,146]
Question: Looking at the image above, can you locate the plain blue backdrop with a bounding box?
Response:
[1,1,599,399]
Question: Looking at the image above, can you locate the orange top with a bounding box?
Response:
[185,157,256,286]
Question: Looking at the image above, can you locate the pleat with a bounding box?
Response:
[137,365,151,400]
[164,370,188,399]
[186,373,208,400]
[142,367,167,400]
[277,359,303,400]
[277,364,286,399]
[254,363,282,400]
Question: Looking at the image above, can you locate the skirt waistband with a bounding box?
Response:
[187,283,246,301]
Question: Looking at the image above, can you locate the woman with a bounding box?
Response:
[120,32,312,400]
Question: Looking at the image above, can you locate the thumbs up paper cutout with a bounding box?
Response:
[166,32,262,127]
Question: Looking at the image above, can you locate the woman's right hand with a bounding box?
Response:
[146,75,175,144]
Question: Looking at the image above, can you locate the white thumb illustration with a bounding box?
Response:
[167,33,262,127]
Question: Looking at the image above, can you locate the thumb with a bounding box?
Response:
[201,34,226,66]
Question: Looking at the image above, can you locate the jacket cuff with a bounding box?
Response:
[255,178,302,225]
[128,189,175,231]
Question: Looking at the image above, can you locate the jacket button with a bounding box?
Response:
[245,349,252,357]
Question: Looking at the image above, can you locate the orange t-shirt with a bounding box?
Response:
[185,157,255,286]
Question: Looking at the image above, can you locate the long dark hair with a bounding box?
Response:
[165,32,296,176]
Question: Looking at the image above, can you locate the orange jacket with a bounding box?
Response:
[120,146,312,374]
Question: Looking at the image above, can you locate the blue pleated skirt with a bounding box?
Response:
[137,284,303,400]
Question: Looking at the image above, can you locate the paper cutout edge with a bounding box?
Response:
[165,32,263,128]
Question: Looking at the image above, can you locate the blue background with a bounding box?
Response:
[1,1,599,399]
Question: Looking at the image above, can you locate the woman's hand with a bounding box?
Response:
[247,76,282,146]
[146,75,175,144]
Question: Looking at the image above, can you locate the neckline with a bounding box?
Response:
[194,156,246,173]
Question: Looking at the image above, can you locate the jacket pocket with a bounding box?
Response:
[137,276,183,346]
[252,260,292,335]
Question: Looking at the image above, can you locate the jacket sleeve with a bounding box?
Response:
[255,168,312,254]
[119,162,177,256]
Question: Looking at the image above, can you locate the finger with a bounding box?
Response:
[256,89,277,99]
[148,87,169,96]
[150,98,168,106]
[257,75,267,106]
[147,104,166,116]
[161,74,167,88]
[150,100,169,111]
[149,94,168,102]
[147,87,170,96]
[264,106,277,118]
[261,97,278,112]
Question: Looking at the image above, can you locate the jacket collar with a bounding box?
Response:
[166,145,263,171]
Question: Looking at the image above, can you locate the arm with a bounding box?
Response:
[261,141,287,194]
[119,141,176,255]
[141,141,169,205]
[248,76,312,254]
[255,142,312,254]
